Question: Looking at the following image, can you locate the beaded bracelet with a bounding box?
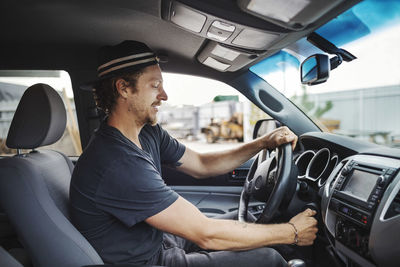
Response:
[288,222,299,245]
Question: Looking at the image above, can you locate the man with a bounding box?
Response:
[70,41,318,266]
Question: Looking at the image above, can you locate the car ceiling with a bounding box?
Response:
[0,0,361,84]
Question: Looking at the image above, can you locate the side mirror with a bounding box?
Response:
[300,54,330,85]
[253,119,281,139]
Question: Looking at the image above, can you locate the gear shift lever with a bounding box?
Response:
[288,259,305,267]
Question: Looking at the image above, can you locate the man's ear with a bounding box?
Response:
[115,78,129,99]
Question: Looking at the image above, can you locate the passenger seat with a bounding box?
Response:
[0,84,103,266]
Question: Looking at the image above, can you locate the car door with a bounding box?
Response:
[162,159,262,217]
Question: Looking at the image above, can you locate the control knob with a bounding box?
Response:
[376,175,386,186]
[341,166,351,176]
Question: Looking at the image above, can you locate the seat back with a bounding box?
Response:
[0,84,103,267]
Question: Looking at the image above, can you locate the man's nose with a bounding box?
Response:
[158,86,168,101]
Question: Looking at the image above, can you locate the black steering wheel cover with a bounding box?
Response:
[238,156,258,222]
[238,189,250,222]
[282,160,298,208]
[238,143,296,223]
[257,143,294,223]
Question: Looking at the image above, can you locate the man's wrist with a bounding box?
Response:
[256,136,269,150]
[287,222,298,245]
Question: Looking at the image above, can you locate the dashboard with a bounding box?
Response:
[296,132,400,267]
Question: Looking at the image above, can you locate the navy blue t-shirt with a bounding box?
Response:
[70,121,185,264]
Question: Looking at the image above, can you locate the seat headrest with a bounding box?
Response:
[6,83,67,149]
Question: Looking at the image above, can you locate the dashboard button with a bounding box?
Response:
[374,189,382,195]
[370,195,378,201]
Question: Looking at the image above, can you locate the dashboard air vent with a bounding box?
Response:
[384,189,400,220]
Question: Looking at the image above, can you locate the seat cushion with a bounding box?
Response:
[0,150,103,267]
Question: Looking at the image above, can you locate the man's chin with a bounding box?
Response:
[147,117,158,126]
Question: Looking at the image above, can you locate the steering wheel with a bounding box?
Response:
[238,143,297,223]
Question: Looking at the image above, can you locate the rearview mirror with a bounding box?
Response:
[300,54,330,85]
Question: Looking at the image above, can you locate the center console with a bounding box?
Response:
[322,154,400,267]
[330,161,396,259]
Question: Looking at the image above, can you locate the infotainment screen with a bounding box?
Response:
[342,170,378,202]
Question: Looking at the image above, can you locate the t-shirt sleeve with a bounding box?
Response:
[157,124,185,165]
[95,156,179,227]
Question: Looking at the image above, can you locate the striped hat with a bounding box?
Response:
[97,40,159,79]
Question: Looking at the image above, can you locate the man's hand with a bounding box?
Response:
[261,126,298,150]
[288,208,318,246]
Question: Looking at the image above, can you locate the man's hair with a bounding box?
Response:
[93,70,142,114]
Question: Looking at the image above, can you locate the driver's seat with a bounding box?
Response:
[0,84,103,266]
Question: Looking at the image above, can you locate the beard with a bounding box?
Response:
[127,101,158,126]
[147,101,160,126]
[147,115,158,126]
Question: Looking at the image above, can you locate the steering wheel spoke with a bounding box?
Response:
[238,143,296,223]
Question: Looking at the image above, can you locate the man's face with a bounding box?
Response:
[126,64,167,126]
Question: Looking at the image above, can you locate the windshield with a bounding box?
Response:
[250,0,400,148]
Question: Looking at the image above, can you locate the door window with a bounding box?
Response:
[159,73,268,152]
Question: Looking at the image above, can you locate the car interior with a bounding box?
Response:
[1,0,400,267]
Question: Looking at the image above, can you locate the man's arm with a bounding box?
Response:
[177,126,298,179]
[146,196,317,251]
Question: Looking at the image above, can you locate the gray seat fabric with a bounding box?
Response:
[6,83,67,150]
[0,246,23,267]
[0,84,103,267]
